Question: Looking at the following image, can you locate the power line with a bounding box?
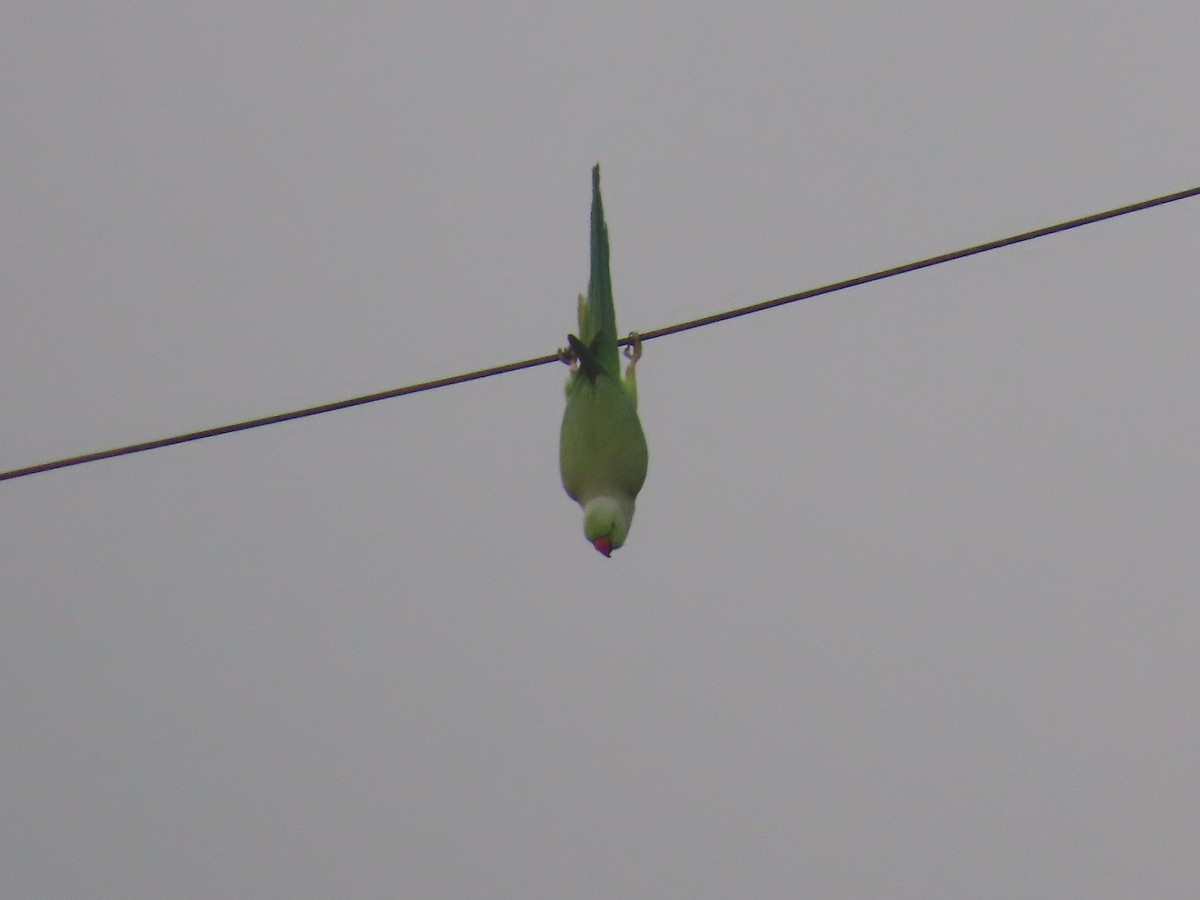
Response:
[3,184,1198,484]
[0,355,563,483]
[635,185,1200,343]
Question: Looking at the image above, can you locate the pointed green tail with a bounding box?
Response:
[579,164,621,381]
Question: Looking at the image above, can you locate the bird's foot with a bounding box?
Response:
[558,341,579,374]
[623,331,643,363]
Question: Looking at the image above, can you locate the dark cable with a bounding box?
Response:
[3,184,1197,483]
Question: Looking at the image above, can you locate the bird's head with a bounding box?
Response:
[582,496,633,557]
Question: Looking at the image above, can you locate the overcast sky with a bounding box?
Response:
[3,4,1199,898]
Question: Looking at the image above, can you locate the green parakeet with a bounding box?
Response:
[559,165,649,556]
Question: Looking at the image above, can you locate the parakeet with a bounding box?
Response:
[559,165,649,556]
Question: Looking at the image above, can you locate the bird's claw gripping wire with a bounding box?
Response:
[623,331,642,363]
[558,341,579,374]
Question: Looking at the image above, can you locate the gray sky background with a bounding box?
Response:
[3,4,1199,898]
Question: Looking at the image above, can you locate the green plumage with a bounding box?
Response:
[559,165,648,555]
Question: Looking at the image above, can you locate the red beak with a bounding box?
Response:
[593,537,613,557]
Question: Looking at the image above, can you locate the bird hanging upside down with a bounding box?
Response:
[559,165,649,556]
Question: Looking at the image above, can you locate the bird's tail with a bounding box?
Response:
[582,164,620,379]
